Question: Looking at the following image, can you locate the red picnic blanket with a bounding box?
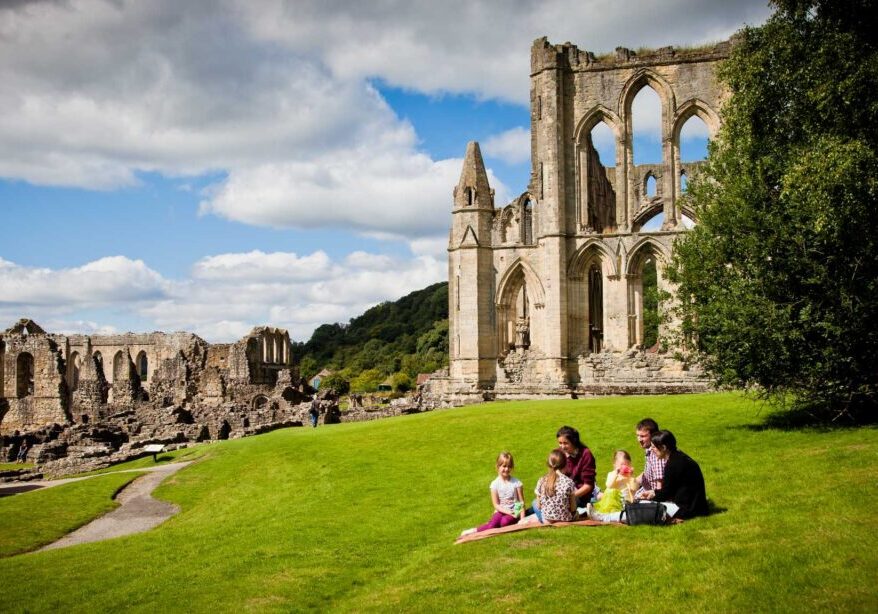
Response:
[455,518,624,544]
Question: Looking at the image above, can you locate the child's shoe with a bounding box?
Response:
[460,527,477,537]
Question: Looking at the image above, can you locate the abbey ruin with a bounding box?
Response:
[431,37,729,401]
[0,319,318,474]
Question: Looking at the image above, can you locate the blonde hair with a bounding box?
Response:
[496,451,514,469]
[540,449,567,498]
[613,449,632,464]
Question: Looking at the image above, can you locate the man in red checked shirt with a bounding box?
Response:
[634,417,665,499]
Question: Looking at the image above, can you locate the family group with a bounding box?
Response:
[461,418,708,535]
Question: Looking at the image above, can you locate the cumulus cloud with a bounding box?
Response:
[192,250,333,282]
[483,127,530,165]
[0,256,167,305]
[0,250,446,342]
[241,0,771,103]
[0,0,770,220]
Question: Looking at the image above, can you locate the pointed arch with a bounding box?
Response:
[495,258,545,356]
[567,240,617,356]
[670,99,719,215]
[514,193,536,245]
[567,239,619,279]
[631,202,665,231]
[135,350,148,381]
[575,107,622,232]
[496,258,545,308]
[69,351,81,392]
[112,350,126,383]
[619,69,676,120]
[626,237,671,348]
[672,98,720,141]
[626,237,672,274]
[574,105,623,144]
[499,205,517,244]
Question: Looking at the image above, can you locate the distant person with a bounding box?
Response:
[590,449,637,521]
[460,451,525,536]
[308,400,320,428]
[16,441,29,464]
[634,418,664,499]
[525,449,576,524]
[555,425,596,508]
[641,430,708,519]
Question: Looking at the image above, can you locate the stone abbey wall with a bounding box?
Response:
[0,319,313,473]
[436,37,728,402]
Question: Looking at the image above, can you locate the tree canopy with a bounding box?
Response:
[668,0,878,423]
[292,282,448,392]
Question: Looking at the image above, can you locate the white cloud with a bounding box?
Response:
[0,0,771,221]
[680,115,711,140]
[199,152,512,240]
[241,0,771,103]
[483,127,530,165]
[0,250,446,342]
[0,256,167,305]
[409,236,448,260]
[192,250,333,282]
[199,151,464,238]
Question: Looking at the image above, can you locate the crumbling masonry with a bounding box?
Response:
[0,319,318,474]
[429,38,729,402]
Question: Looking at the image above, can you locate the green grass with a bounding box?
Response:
[0,392,876,612]
[0,462,34,471]
[0,472,141,557]
[71,442,211,477]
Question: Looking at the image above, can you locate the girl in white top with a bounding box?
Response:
[461,452,525,535]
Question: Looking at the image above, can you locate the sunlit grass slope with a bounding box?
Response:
[0,472,140,557]
[1,393,876,612]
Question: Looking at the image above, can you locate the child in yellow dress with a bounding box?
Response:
[590,450,637,520]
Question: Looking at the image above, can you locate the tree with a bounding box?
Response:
[390,372,412,393]
[668,0,878,423]
[319,373,350,396]
[351,369,383,393]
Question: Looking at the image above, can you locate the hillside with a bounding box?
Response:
[293,282,448,391]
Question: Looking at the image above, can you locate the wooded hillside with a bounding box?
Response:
[292,282,448,392]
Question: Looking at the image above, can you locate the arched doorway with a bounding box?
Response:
[627,242,666,348]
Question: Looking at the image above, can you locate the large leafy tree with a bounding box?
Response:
[669,0,878,422]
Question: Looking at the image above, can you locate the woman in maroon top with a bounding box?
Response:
[556,425,596,507]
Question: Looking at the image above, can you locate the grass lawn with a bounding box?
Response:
[0,462,34,471]
[0,392,875,612]
[0,472,141,557]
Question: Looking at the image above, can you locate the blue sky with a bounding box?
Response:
[0,0,771,342]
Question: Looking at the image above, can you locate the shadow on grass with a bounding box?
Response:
[742,406,877,432]
[706,500,727,516]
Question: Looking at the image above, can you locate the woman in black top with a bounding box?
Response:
[647,430,708,519]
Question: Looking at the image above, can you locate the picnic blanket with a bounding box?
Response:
[455,518,623,544]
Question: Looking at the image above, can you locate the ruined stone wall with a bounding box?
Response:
[444,37,722,400]
[0,320,313,472]
[0,321,69,434]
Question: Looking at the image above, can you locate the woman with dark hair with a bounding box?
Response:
[555,425,596,507]
[644,430,708,519]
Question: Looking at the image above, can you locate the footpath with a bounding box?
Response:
[0,462,191,551]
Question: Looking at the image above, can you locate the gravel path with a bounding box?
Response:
[24,461,192,551]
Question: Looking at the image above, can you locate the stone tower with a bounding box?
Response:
[448,142,496,389]
[435,37,729,402]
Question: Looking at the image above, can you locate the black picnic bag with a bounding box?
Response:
[621,501,668,525]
